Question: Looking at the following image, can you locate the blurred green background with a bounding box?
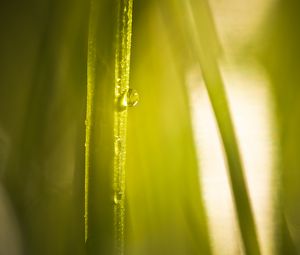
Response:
[0,0,300,254]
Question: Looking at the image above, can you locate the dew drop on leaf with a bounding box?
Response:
[113,191,123,205]
[127,89,139,107]
[118,88,139,111]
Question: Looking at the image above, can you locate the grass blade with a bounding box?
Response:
[180,1,261,254]
[85,0,134,254]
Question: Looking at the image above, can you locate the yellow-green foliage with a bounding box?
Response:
[1,0,300,255]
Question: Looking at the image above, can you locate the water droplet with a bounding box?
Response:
[127,89,139,107]
[118,88,139,111]
[113,191,123,205]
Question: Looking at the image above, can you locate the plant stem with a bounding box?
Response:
[183,1,261,254]
[85,0,134,254]
[113,0,134,254]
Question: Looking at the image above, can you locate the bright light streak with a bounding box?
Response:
[189,64,277,255]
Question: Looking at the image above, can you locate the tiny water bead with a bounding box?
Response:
[113,191,123,205]
[118,88,139,111]
[127,89,139,107]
